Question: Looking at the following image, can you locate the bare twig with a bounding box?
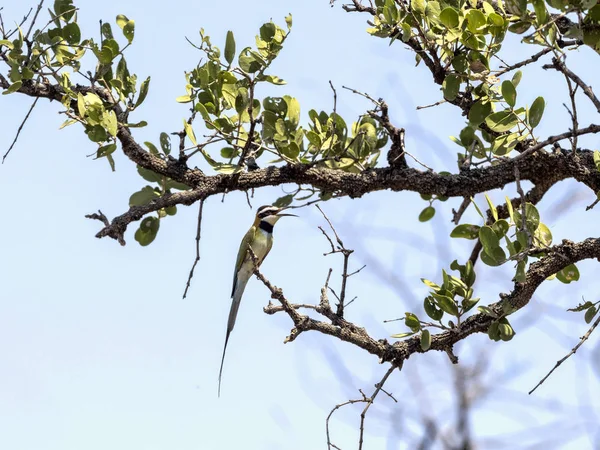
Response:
[543,57,600,114]
[2,96,39,163]
[452,197,471,225]
[182,199,205,299]
[495,47,552,76]
[529,312,600,395]
[25,0,45,40]
[358,365,397,449]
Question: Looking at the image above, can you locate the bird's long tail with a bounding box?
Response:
[218,275,250,397]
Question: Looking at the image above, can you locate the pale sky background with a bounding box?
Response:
[1,1,600,449]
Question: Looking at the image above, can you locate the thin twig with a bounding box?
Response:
[3,96,39,163]
[495,47,552,76]
[182,199,205,299]
[25,0,45,40]
[544,56,600,114]
[416,99,447,110]
[358,365,397,449]
[529,312,600,395]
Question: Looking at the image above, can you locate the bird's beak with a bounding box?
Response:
[276,206,298,217]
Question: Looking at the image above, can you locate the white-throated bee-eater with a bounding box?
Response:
[218,204,297,396]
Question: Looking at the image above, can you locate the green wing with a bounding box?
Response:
[231,225,256,297]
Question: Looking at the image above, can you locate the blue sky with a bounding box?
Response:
[1,1,600,449]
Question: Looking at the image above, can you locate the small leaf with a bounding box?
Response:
[273,194,294,207]
[129,186,159,206]
[501,80,517,108]
[478,305,498,318]
[134,76,150,109]
[420,329,431,351]
[593,150,600,171]
[224,30,236,65]
[419,206,436,222]
[135,216,160,246]
[585,306,597,324]
[479,226,500,251]
[450,224,480,239]
[176,95,192,103]
[485,110,519,132]
[442,74,460,101]
[527,96,545,128]
[432,293,459,316]
[160,132,171,155]
[123,20,135,43]
[391,332,416,339]
[405,312,421,331]
[556,264,580,284]
[512,70,523,87]
[567,301,593,312]
[424,296,444,320]
[183,120,197,146]
[440,7,459,28]
[468,99,492,125]
[485,194,498,221]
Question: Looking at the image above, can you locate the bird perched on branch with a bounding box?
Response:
[218,204,296,396]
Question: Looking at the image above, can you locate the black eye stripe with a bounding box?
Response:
[257,206,279,218]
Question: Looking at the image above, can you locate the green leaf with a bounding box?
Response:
[183,120,197,146]
[102,110,118,137]
[129,186,159,206]
[238,47,263,73]
[492,219,509,238]
[514,203,540,234]
[116,14,129,30]
[135,77,150,108]
[285,14,293,30]
[160,132,171,155]
[501,80,517,108]
[512,70,523,87]
[391,331,416,339]
[419,206,436,222]
[440,7,459,28]
[450,224,480,239]
[137,166,161,182]
[479,226,500,251]
[442,73,460,101]
[424,297,444,320]
[176,95,192,103]
[284,96,300,128]
[567,301,593,312]
[466,9,487,34]
[585,306,598,324]
[260,74,287,85]
[260,22,277,42]
[478,305,498,318]
[527,96,545,128]
[485,194,498,221]
[468,99,492,125]
[273,194,294,207]
[405,312,421,331]
[432,293,459,316]
[485,110,519,132]
[224,30,236,65]
[135,216,160,246]
[123,20,135,43]
[101,22,114,39]
[3,80,22,95]
[411,0,426,15]
[422,278,441,290]
[535,222,552,246]
[556,264,580,284]
[593,150,600,171]
[420,329,431,351]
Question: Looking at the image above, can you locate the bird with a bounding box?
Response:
[218,204,297,396]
